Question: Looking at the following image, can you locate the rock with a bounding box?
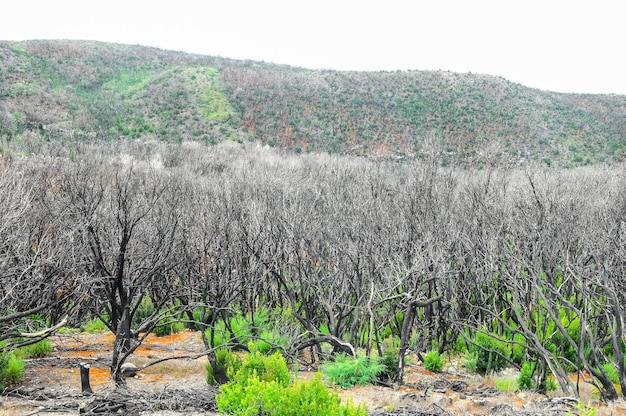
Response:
[120,362,139,378]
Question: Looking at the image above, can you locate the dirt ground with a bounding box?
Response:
[1,329,625,415]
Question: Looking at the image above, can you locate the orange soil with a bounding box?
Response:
[64,349,100,358]
[132,346,154,357]
[89,367,111,387]
[139,373,168,383]
[143,331,197,345]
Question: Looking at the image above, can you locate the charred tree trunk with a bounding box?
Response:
[397,295,443,384]
[79,362,93,395]
[201,327,228,385]
[111,304,134,387]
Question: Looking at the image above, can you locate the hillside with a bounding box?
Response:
[1,39,625,167]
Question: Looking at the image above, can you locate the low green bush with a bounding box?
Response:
[131,297,156,329]
[472,332,510,374]
[0,353,7,389]
[153,319,185,337]
[517,361,536,390]
[511,333,526,365]
[321,354,385,388]
[216,351,367,416]
[81,317,108,333]
[603,363,620,384]
[541,376,558,392]
[451,334,469,354]
[463,351,478,373]
[206,348,242,386]
[378,338,399,381]
[233,350,290,386]
[207,309,286,351]
[0,353,25,388]
[495,377,518,392]
[423,350,445,372]
[19,340,52,359]
[218,372,367,416]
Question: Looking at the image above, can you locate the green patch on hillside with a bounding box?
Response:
[183,66,231,122]
[7,41,29,55]
[103,67,151,96]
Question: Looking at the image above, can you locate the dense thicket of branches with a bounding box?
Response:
[1,140,625,399]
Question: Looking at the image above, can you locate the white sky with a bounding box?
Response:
[1,0,624,95]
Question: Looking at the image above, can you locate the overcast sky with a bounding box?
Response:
[1,0,624,95]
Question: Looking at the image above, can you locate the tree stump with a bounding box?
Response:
[79,362,93,395]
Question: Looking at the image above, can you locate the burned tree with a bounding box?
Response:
[56,154,189,386]
[0,156,71,351]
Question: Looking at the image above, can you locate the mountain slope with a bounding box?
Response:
[1,39,624,167]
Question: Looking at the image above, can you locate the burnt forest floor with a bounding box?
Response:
[1,329,625,415]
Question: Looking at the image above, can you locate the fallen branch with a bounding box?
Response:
[291,334,356,357]
[20,316,68,338]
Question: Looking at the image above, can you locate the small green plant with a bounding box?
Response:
[541,376,558,392]
[378,337,400,381]
[494,377,518,392]
[131,297,155,329]
[321,354,385,388]
[19,340,52,359]
[517,362,536,390]
[0,353,7,389]
[572,401,598,416]
[511,333,526,364]
[602,362,620,384]
[463,351,478,373]
[232,349,290,387]
[451,334,469,354]
[472,332,510,374]
[0,353,26,387]
[250,338,272,355]
[423,350,445,372]
[206,309,279,349]
[81,317,108,333]
[206,348,242,386]
[153,319,185,337]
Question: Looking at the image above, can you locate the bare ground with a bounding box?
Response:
[1,330,625,415]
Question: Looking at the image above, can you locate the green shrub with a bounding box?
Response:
[464,351,478,373]
[153,319,185,337]
[517,362,536,390]
[81,317,108,333]
[250,338,272,355]
[511,333,526,365]
[207,310,280,349]
[495,377,518,392]
[19,340,52,359]
[541,376,558,392]
[472,332,510,374]
[603,363,620,384]
[378,338,399,381]
[217,372,367,416]
[0,354,7,389]
[321,354,385,388]
[232,350,290,387]
[131,297,156,329]
[206,349,242,386]
[0,353,25,388]
[451,334,469,354]
[423,350,445,372]
[216,350,367,415]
